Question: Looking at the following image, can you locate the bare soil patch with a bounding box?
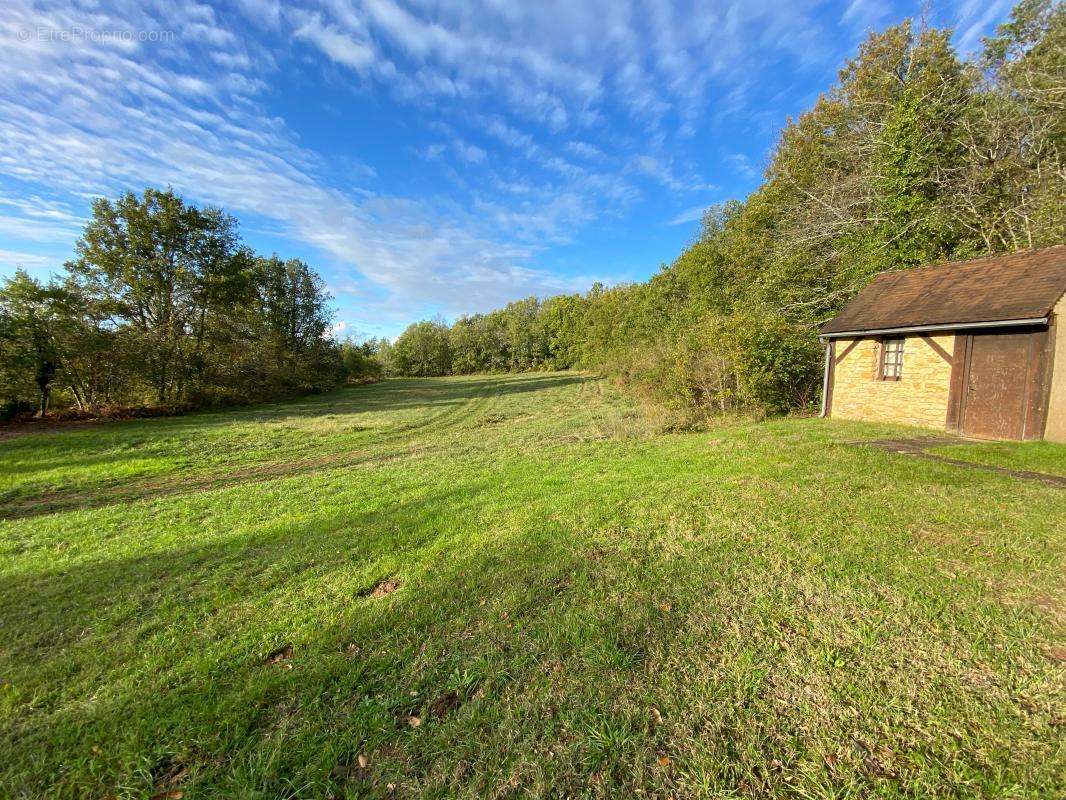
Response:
[367,578,401,599]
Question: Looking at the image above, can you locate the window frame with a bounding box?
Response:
[879,337,905,381]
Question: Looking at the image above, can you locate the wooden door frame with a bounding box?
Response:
[945,334,970,434]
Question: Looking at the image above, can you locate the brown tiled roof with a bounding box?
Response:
[821,245,1066,336]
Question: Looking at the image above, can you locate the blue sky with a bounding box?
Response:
[0,0,1016,339]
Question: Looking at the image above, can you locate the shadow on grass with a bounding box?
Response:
[0,482,605,798]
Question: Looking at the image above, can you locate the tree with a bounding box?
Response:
[66,188,247,404]
[0,272,64,416]
[392,319,452,377]
[339,338,384,382]
[251,255,335,387]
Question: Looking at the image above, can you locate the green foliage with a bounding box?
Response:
[0,189,344,415]
[872,27,969,268]
[391,319,452,377]
[339,339,384,382]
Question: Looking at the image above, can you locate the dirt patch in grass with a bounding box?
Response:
[150,754,191,791]
[429,690,461,719]
[265,644,293,666]
[367,579,402,599]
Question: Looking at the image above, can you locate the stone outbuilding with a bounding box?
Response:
[820,245,1066,441]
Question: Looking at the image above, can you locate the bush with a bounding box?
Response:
[605,312,822,418]
[0,398,33,423]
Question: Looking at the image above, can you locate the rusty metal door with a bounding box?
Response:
[959,332,1030,440]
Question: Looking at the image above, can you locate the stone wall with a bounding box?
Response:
[1044,296,1066,443]
[830,334,955,429]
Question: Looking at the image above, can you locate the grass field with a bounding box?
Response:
[1,373,1063,799]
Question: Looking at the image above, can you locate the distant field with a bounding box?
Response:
[1,373,1063,799]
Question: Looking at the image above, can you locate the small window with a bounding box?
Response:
[880,338,904,381]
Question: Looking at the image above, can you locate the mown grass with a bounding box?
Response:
[1,373,1063,799]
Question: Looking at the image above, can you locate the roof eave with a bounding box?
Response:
[819,317,1049,340]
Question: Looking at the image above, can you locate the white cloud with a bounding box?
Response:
[0,0,599,315]
[564,140,605,161]
[454,141,487,164]
[0,248,54,270]
[418,143,446,160]
[841,0,889,31]
[725,153,758,180]
[294,14,379,73]
[666,204,710,226]
[953,0,1015,55]
[628,154,713,193]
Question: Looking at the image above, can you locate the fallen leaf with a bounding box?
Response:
[357,754,368,769]
[659,602,672,613]
[657,755,671,767]
[406,715,421,728]
[648,707,663,728]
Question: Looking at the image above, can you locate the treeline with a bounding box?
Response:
[0,188,354,420]
[381,0,1064,416]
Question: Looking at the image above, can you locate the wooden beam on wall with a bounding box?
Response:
[833,338,861,366]
[920,334,954,365]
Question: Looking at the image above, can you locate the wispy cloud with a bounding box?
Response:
[666,204,710,226]
[952,0,1015,54]
[0,248,54,270]
[725,153,758,180]
[454,141,487,164]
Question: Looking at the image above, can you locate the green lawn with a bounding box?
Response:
[1,373,1063,799]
